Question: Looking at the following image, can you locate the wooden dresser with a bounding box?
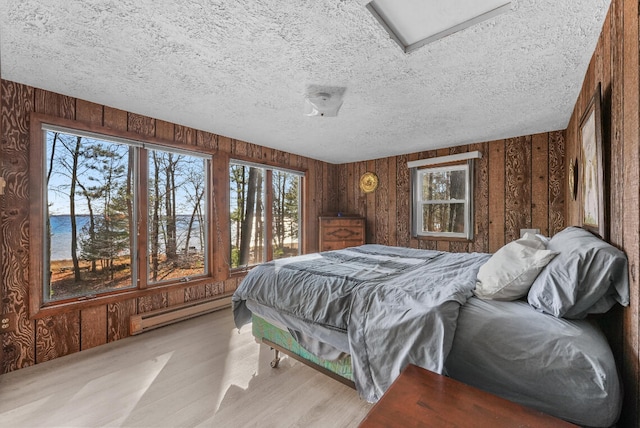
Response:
[319,216,365,251]
[359,364,577,428]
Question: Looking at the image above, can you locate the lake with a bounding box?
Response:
[48,215,204,261]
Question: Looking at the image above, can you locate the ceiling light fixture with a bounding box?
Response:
[304,85,346,117]
[367,0,512,54]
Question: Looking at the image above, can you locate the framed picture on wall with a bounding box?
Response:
[579,82,606,240]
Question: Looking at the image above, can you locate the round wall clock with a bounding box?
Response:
[359,172,379,193]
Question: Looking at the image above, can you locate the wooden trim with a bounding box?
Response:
[212,152,230,281]
[33,113,217,157]
[129,296,231,335]
[137,147,149,289]
[265,169,274,260]
[32,277,228,319]
[406,150,482,168]
[414,236,472,243]
[29,111,47,317]
[228,152,306,174]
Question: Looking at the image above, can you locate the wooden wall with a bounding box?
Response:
[0,79,337,374]
[565,0,639,426]
[335,131,565,253]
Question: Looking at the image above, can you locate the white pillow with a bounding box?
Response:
[474,233,558,301]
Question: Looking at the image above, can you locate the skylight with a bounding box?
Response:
[367,0,512,53]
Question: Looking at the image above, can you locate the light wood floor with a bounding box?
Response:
[0,309,372,427]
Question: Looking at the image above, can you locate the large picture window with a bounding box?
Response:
[229,160,302,269]
[412,161,473,239]
[147,148,208,284]
[45,132,136,301]
[32,117,213,308]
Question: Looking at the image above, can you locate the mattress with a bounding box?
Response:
[248,297,621,427]
[233,245,490,402]
[446,297,622,427]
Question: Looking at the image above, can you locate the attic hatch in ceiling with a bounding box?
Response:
[366,0,512,54]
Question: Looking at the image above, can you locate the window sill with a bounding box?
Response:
[414,235,473,243]
[229,267,253,278]
[30,276,223,320]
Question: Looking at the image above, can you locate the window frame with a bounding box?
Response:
[411,160,474,240]
[228,158,304,271]
[29,113,217,318]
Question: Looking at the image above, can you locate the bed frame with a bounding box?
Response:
[251,314,355,389]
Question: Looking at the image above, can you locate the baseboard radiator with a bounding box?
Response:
[130,296,232,335]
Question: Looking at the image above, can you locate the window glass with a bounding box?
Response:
[413,162,473,239]
[45,131,135,302]
[229,164,266,268]
[40,125,212,305]
[230,161,303,268]
[272,170,300,260]
[147,149,208,283]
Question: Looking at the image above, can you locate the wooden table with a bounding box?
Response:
[358,364,578,428]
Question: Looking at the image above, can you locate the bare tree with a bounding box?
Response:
[239,167,259,266]
[164,153,179,265]
[182,164,205,257]
[68,136,82,281]
[150,151,161,281]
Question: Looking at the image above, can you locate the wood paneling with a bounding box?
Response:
[76,99,103,126]
[0,79,335,375]
[80,306,107,350]
[621,0,639,425]
[395,154,410,248]
[36,312,80,363]
[138,294,168,314]
[374,158,390,246]
[548,131,565,236]
[1,81,35,373]
[504,136,531,244]
[531,134,549,236]
[564,0,639,425]
[336,132,565,254]
[471,142,489,253]
[488,140,506,252]
[107,299,137,342]
[0,64,3,369]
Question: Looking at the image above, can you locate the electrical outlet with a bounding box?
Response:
[0,313,17,334]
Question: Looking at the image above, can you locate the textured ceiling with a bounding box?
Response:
[0,0,610,163]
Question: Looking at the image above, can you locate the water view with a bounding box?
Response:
[49,214,205,261]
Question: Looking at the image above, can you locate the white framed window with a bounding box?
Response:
[411,161,474,239]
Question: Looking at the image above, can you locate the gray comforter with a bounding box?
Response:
[232,244,490,402]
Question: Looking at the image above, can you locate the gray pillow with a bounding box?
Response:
[527,227,630,319]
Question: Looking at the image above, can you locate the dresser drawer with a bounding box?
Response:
[321,226,365,243]
[321,240,364,251]
[320,218,365,228]
[319,216,366,251]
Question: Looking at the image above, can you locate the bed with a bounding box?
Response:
[232,227,629,427]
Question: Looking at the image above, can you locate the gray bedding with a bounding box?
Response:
[233,244,489,402]
[446,297,621,427]
[247,296,622,427]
